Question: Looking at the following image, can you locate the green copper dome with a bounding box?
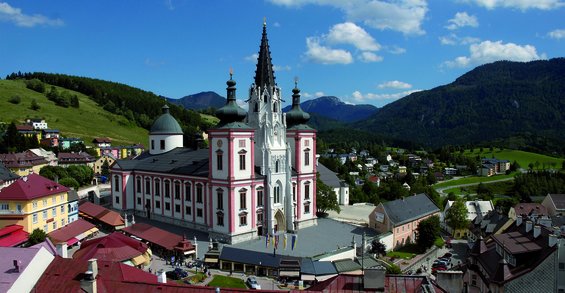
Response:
[150,105,183,134]
[286,83,310,127]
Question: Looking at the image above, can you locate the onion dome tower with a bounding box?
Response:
[215,70,247,127]
[149,105,183,155]
[285,80,311,128]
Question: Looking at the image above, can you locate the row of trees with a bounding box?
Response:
[39,165,94,190]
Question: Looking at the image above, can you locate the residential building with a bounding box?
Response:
[15,124,40,142]
[93,154,116,176]
[0,224,29,247]
[464,221,565,293]
[508,202,549,219]
[27,148,58,166]
[478,158,510,177]
[317,163,349,205]
[110,23,317,244]
[72,232,151,266]
[468,210,512,243]
[369,193,440,248]
[92,137,112,148]
[0,246,55,293]
[59,137,84,150]
[542,193,565,216]
[0,162,19,190]
[47,218,98,247]
[307,272,448,292]
[41,129,60,148]
[0,152,48,176]
[57,152,96,168]
[444,167,457,175]
[96,144,145,159]
[443,200,494,238]
[67,189,79,223]
[26,118,48,130]
[0,174,70,233]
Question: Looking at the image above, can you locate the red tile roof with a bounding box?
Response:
[33,257,290,292]
[15,124,34,131]
[48,218,96,244]
[306,274,447,292]
[57,152,95,163]
[0,173,69,200]
[0,225,29,247]
[121,223,194,252]
[512,203,548,217]
[0,152,47,168]
[93,137,112,143]
[79,202,124,227]
[72,232,148,262]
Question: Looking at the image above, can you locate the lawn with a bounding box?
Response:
[434,172,516,189]
[386,243,419,260]
[444,180,514,196]
[207,275,247,289]
[463,148,564,171]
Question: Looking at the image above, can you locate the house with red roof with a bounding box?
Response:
[0,224,29,247]
[0,151,48,176]
[48,218,98,247]
[0,173,71,234]
[73,232,151,267]
[121,222,195,258]
[79,201,124,229]
[542,193,565,216]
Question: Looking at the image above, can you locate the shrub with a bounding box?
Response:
[8,95,21,104]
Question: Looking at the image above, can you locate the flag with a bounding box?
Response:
[265,234,269,248]
[283,234,287,250]
[291,234,297,250]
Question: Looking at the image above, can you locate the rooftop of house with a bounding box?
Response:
[306,273,447,293]
[0,152,48,168]
[0,173,69,201]
[0,224,29,247]
[113,147,210,177]
[121,222,194,252]
[79,202,124,227]
[548,194,565,210]
[379,193,440,226]
[57,152,95,162]
[93,137,112,143]
[317,163,344,188]
[72,232,149,263]
[15,124,35,131]
[0,246,52,293]
[512,203,549,217]
[0,161,19,183]
[445,200,494,221]
[47,218,96,244]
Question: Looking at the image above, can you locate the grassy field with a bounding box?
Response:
[434,172,516,189]
[200,113,219,127]
[0,79,149,146]
[463,148,564,171]
[207,275,247,289]
[444,180,514,196]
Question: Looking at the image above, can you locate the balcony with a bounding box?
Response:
[0,209,26,215]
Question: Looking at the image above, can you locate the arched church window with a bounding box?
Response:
[275,160,279,173]
[254,103,258,112]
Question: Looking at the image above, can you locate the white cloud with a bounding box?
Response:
[273,65,292,71]
[302,92,313,98]
[273,21,281,27]
[351,89,420,102]
[269,0,428,35]
[327,22,380,51]
[466,0,564,10]
[387,45,406,54]
[305,37,353,64]
[164,0,174,10]
[443,40,544,68]
[244,53,259,62]
[378,80,412,89]
[446,12,478,30]
[439,33,480,45]
[548,29,565,39]
[0,2,63,27]
[315,91,325,97]
[359,51,383,62]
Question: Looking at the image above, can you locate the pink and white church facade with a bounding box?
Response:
[110,23,317,244]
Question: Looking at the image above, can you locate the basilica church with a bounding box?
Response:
[110,22,317,244]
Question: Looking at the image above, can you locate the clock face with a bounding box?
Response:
[217,140,223,147]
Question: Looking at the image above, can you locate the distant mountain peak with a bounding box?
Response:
[283,95,378,123]
[168,91,226,110]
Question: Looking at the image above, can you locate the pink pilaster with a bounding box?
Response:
[297,181,302,220]
[121,174,127,210]
[208,184,213,228]
[294,135,301,173]
[228,135,234,180]
[229,188,235,233]
[251,185,256,228]
[250,135,255,179]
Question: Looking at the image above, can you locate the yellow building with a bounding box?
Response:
[0,151,48,176]
[0,174,70,233]
[93,154,116,176]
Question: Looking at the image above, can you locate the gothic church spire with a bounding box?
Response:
[254,19,276,90]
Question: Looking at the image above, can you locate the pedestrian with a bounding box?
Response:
[149,268,152,274]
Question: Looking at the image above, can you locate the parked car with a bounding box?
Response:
[432,266,448,273]
[433,259,449,266]
[438,257,451,264]
[166,268,188,280]
[441,252,453,259]
[246,276,261,290]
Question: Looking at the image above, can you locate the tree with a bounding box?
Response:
[101,160,110,177]
[386,263,402,274]
[28,228,47,246]
[30,99,40,110]
[370,239,387,257]
[315,173,340,216]
[8,95,21,104]
[416,215,440,252]
[59,177,80,190]
[70,95,80,108]
[445,199,469,230]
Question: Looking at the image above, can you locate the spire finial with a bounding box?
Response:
[229,67,233,79]
[294,76,299,88]
[263,17,267,27]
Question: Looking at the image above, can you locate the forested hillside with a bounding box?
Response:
[357,58,565,154]
[7,72,212,147]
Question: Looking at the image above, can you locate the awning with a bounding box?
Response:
[204,258,219,263]
[131,254,148,266]
[183,249,196,256]
[67,237,79,246]
[301,274,316,281]
[279,270,300,277]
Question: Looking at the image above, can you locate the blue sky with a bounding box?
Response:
[0,1,563,107]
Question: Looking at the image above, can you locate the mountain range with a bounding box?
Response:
[167,91,226,110]
[282,96,378,123]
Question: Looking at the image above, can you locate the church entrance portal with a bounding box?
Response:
[274,210,285,232]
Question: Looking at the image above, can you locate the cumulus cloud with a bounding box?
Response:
[315,91,325,97]
[269,0,428,35]
[386,45,407,54]
[327,22,380,51]
[273,65,292,71]
[359,51,383,62]
[466,0,564,10]
[378,80,412,89]
[446,12,478,30]
[439,33,480,46]
[548,29,565,39]
[443,40,544,68]
[351,89,420,102]
[305,37,353,64]
[0,2,63,27]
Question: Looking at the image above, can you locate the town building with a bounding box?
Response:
[26,118,48,130]
[93,154,116,176]
[478,158,510,177]
[542,193,565,216]
[41,129,60,148]
[0,151,48,176]
[15,124,40,142]
[0,162,19,190]
[57,152,96,168]
[317,163,349,205]
[110,22,317,244]
[442,200,494,239]
[27,148,58,166]
[59,137,84,150]
[92,137,112,148]
[0,174,71,233]
[369,193,440,249]
[95,144,145,159]
[464,221,565,293]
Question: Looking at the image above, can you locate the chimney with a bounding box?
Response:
[80,267,97,293]
[533,225,541,238]
[88,259,98,278]
[157,270,167,283]
[56,242,68,258]
[12,260,21,273]
[516,215,522,226]
[549,234,558,247]
[525,221,533,233]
